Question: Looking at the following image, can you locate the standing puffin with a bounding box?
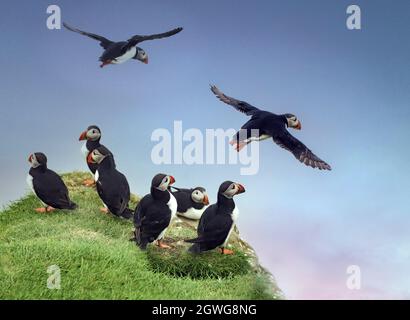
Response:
[186,181,245,255]
[26,152,77,213]
[79,125,113,186]
[63,22,183,68]
[171,186,209,220]
[87,146,133,219]
[133,174,177,250]
[210,85,332,170]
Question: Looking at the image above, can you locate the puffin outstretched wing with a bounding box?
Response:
[210,85,260,116]
[123,27,183,50]
[273,131,332,170]
[63,23,114,49]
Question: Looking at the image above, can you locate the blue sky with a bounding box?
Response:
[1,0,410,299]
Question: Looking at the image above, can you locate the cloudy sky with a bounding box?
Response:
[1,0,410,299]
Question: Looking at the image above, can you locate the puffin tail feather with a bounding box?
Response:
[133,228,148,250]
[121,208,134,220]
[188,243,201,254]
[68,202,77,210]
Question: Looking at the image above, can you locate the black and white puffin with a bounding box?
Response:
[79,125,113,186]
[26,152,77,213]
[171,186,209,220]
[63,22,183,68]
[210,85,332,170]
[133,173,177,250]
[87,146,133,219]
[186,181,245,255]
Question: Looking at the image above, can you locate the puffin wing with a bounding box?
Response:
[186,213,231,245]
[33,171,73,208]
[123,27,183,50]
[63,22,114,49]
[273,131,332,170]
[210,85,260,116]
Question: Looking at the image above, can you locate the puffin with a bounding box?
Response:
[210,85,332,170]
[26,152,77,213]
[186,181,245,255]
[133,173,177,250]
[78,125,113,186]
[87,146,133,219]
[63,22,183,68]
[171,186,209,220]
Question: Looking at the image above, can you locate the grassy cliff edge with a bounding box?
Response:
[0,172,283,300]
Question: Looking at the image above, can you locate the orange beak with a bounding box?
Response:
[79,131,87,141]
[87,153,94,164]
[203,195,209,205]
[28,154,33,163]
[236,184,246,194]
[100,60,112,68]
[169,176,175,185]
[295,121,302,130]
[143,57,149,64]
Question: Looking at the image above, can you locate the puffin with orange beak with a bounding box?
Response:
[210,85,331,170]
[171,186,210,220]
[186,181,245,255]
[63,22,183,68]
[78,125,114,186]
[133,174,177,250]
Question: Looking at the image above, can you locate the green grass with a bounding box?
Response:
[0,172,281,300]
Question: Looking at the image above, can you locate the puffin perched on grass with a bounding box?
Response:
[78,125,113,186]
[186,181,245,255]
[133,174,177,250]
[171,186,209,220]
[210,85,332,170]
[63,22,183,68]
[87,146,133,219]
[26,152,77,213]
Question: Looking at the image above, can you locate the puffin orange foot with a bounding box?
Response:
[35,207,47,213]
[156,240,171,249]
[220,248,234,255]
[100,207,109,214]
[83,179,95,187]
[46,206,55,212]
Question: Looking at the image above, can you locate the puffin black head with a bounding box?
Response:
[28,152,47,168]
[87,146,110,165]
[135,47,148,64]
[219,181,246,199]
[284,114,302,130]
[191,187,209,205]
[79,125,101,141]
[152,173,175,192]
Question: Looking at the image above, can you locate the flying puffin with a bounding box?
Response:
[63,22,183,68]
[87,146,133,219]
[171,186,209,220]
[133,173,177,250]
[210,85,332,170]
[78,125,113,186]
[186,181,245,255]
[26,152,77,213]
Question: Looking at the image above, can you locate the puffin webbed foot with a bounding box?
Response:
[100,207,109,214]
[82,179,96,187]
[156,240,171,249]
[35,206,55,213]
[220,247,234,255]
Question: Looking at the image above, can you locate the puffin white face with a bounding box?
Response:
[191,189,210,205]
[286,115,302,130]
[86,128,101,141]
[156,175,175,191]
[87,149,106,164]
[136,49,149,64]
[28,154,41,168]
[79,126,101,141]
[222,183,246,199]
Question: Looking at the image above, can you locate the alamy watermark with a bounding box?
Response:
[151,121,260,175]
[47,265,61,290]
